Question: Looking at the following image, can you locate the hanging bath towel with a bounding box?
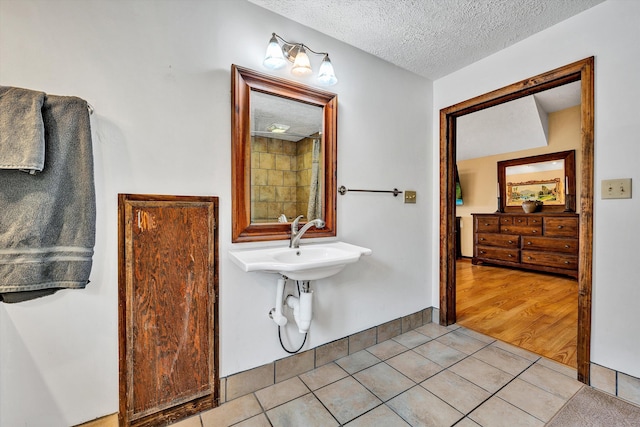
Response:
[0,86,46,173]
[0,93,96,303]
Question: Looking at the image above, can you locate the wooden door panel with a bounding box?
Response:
[119,195,218,426]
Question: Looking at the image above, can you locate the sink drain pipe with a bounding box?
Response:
[270,276,310,354]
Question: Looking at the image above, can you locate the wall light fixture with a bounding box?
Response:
[263,33,337,86]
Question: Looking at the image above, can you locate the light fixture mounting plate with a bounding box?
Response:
[282,43,302,63]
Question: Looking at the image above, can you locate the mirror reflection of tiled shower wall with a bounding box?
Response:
[251,136,316,223]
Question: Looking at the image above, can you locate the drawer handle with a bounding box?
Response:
[480,238,485,241]
[504,228,509,232]
[532,220,538,223]
[532,230,537,233]
[480,250,485,254]
[558,225,564,229]
[526,241,532,245]
[484,223,490,226]
[527,256,532,260]
[508,254,513,258]
[565,244,570,248]
[508,240,513,244]
[564,261,569,264]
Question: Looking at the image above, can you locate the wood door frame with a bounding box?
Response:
[439,57,594,383]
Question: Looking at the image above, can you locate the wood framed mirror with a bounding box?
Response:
[498,150,576,213]
[231,65,337,243]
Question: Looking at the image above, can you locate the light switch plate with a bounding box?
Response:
[404,190,417,204]
[601,178,632,199]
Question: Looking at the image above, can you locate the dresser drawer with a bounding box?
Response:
[475,216,500,233]
[512,216,529,225]
[544,217,578,238]
[522,236,578,254]
[500,224,542,236]
[476,246,519,262]
[521,250,578,270]
[500,217,513,225]
[527,216,542,226]
[477,233,519,248]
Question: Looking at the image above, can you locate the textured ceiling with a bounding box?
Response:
[248,0,605,80]
[248,0,593,159]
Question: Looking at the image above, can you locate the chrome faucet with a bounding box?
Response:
[290,215,325,248]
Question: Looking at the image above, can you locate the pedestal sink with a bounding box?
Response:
[228,241,372,280]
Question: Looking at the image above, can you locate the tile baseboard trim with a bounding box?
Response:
[220,307,434,404]
[590,362,640,406]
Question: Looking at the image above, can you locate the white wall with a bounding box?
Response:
[0,0,432,425]
[433,0,640,378]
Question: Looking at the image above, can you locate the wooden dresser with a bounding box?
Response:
[472,212,578,278]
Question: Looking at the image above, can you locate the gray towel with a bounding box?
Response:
[0,94,96,303]
[0,86,46,173]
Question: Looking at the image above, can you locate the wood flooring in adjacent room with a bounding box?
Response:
[456,258,578,368]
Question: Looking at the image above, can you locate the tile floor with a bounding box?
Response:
[174,323,588,427]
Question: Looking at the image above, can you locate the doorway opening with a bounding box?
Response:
[439,57,594,383]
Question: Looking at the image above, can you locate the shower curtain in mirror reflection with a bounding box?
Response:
[307,138,322,220]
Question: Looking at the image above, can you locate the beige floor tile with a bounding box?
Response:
[254,376,310,410]
[78,413,118,427]
[491,340,541,362]
[519,363,583,400]
[201,394,262,427]
[497,378,567,422]
[454,326,496,344]
[335,349,380,374]
[314,376,382,424]
[413,340,466,368]
[414,322,450,339]
[536,357,577,378]
[469,396,544,427]
[299,362,348,390]
[448,356,514,393]
[421,369,491,414]
[265,393,339,427]
[233,413,271,427]
[168,415,202,427]
[473,344,534,375]
[366,339,409,360]
[344,404,410,426]
[454,417,482,427]
[436,330,488,354]
[392,330,432,349]
[354,362,415,401]
[387,385,463,427]
[386,350,444,383]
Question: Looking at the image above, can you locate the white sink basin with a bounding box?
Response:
[229,241,372,280]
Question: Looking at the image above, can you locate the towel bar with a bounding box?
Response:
[338,185,402,197]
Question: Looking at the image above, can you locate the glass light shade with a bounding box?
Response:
[291,46,312,76]
[263,35,286,70]
[317,56,338,86]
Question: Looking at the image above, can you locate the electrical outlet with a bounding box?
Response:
[404,190,417,204]
[601,178,632,199]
